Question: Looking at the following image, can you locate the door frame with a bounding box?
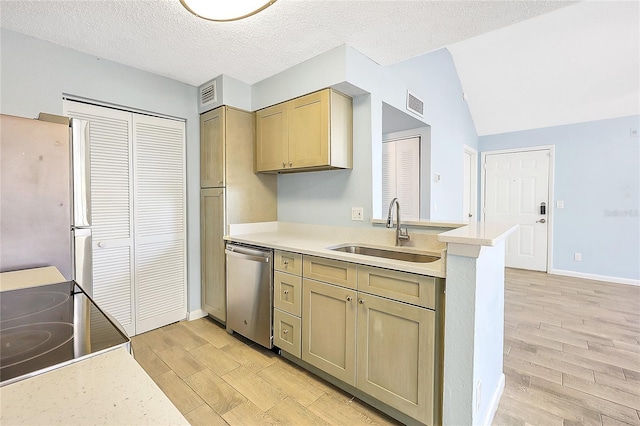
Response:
[463,145,478,222]
[480,145,555,272]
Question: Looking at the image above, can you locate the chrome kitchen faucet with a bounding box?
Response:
[386,198,410,246]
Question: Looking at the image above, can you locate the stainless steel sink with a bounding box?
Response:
[327,244,440,263]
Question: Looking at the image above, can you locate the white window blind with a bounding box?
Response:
[382,136,420,221]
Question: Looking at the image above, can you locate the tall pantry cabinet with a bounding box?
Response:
[200,106,277,322]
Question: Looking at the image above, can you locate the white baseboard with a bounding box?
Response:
[187,309,208,321]
[550,269,640,286]
[481,373,505,426]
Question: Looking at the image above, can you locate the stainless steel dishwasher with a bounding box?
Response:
[225,243,273,349]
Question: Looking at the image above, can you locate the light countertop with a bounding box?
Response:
[0,347,189,426]
[0,266,66,291]
[226,222,449,277]
[437,221,518,246]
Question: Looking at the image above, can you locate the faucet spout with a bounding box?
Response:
[386,198,410,246]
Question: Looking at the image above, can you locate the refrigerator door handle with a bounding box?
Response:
[71,118,91,227]
[73,228,93,296]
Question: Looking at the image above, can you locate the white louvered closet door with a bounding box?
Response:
[381,137,420,221]
[64,101,135,336]
[133,114,186,334]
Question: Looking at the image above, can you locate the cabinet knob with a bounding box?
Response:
[358,299,365,304]
[288,162,292,167]
[283,290,289,295]
[282,162,286,168]
[346,296,353,302]
[283,329,288,334]
[283,260,289,266]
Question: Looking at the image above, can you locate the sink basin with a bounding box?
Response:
[327,244,440,263]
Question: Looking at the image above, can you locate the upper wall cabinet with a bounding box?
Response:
[201,108,225,187]
[255,89,353,173]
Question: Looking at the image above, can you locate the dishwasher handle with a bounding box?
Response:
[225,247,271,263]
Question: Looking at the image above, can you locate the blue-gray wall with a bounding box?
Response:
[0,29,202,311]
[389,48,479,221]
[480,115,640,281]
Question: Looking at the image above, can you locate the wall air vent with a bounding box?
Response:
[200,80,217,108]
[406,90,424,118]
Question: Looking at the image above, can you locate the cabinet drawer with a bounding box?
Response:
[358,265,436,309]
[274,250,302,275]
[303,256,357,289]
[274,271,302,316]
[274,308,301,358]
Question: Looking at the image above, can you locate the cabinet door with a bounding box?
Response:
[201,188,226,321]
[288,90,329,169]
[201,107,225,187]
[357,293,435,425]
[302,279,356,386]
[255,103,288,172]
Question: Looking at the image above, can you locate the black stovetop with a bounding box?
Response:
[0,281,129,386]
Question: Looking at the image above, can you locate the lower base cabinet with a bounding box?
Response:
[357,292,435,425]
[297,262,438,425]
[301,279,357,386]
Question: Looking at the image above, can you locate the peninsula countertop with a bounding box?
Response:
[225,221,451,277]
[0,347,189,426]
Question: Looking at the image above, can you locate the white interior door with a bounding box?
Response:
[133,114,186,334]
[483,149,550,271]
[64,101,135,336]
[381,136,420,220]
[463,146,478,223]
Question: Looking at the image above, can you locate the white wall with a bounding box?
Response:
[0,29,202,312]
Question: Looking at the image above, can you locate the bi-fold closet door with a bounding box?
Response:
[64,100,187,336]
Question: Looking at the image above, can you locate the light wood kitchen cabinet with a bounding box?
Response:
[358,265,437,309]
[200,188,225,320]
[255,88,352,173]
[201,108,224,187]
[357,292,435,425]
[302,278,357,386]
[273,250,303,358]
[303,255,357,289]
[200,106,277,323]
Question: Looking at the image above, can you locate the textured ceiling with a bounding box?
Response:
[0,0,573,87]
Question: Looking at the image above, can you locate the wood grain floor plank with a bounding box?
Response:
[156,346,206,378]
[221,365,287,412]
[516,324,589,349]
[266,397,329,425]
[508,347,595,382]
[184,404,228,426]
[530,376,640,425]
[132,345,171,378]
[594,371,640,398]
[494,393,563,426]
[258,363,325,407]
[184,368,247,416]
[222,400,279,426]
[161,322,209,351]
[503,381,601,426]
[563,374,640,410]
[153,370,205,414]
[189,343,241,376]
[504,356,562,384]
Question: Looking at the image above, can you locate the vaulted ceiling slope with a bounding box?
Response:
[448,1,640,136]
[2,1,634,137]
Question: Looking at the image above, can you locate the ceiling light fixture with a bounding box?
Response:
[180,0,277,22]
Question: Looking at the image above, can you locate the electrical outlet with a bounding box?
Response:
[351,207,364,221]
[557,200,564,209]
[574,253,582,261]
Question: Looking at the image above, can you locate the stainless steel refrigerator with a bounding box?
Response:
[0,113,92,295]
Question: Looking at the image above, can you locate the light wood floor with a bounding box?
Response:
[132,269,640,425]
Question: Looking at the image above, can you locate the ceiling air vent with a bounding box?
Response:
[200,80,217,108]
[406,90,424,117]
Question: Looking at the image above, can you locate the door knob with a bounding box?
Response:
[536,218,546,223]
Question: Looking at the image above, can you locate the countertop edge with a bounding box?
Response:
[224,233,447,278]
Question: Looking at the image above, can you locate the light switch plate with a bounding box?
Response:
[351,207,364,221]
